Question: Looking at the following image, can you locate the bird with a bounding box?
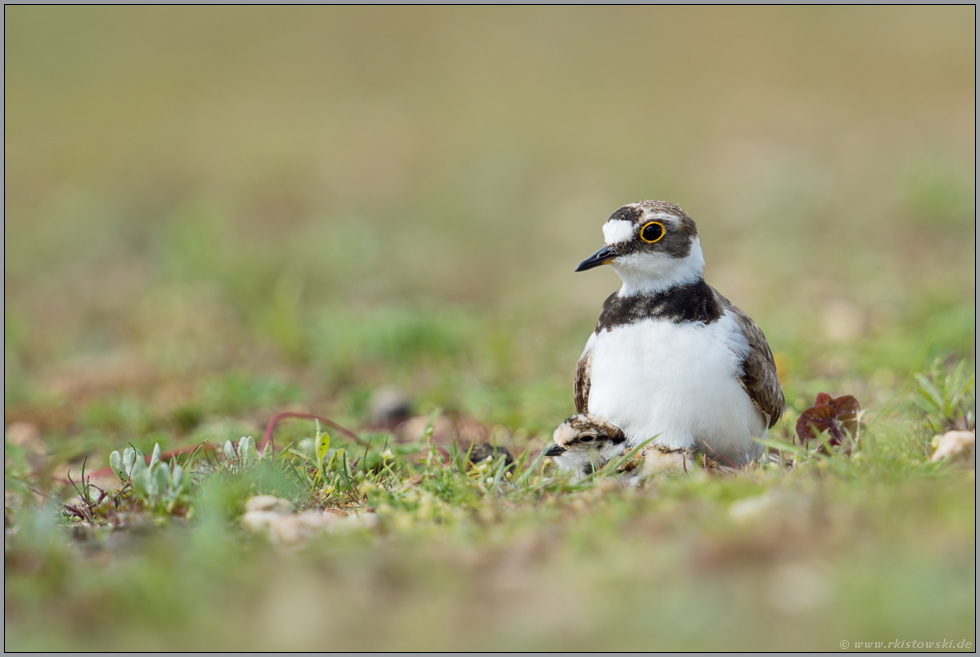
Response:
[545,414,628,479]
[546,413,700,482]
[568,200,784,470]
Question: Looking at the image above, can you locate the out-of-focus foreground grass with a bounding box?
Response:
[4,6,975,651]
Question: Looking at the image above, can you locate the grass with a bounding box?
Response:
[4,6,976,651]
[5,366,975,651]
[4,401,975,650]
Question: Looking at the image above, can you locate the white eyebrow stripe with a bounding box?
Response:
[603,219,635,245]
[645,211,681,223]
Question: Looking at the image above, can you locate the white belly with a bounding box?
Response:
[585,312,766,465]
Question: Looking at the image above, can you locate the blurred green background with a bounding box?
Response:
[4,6,976,651]
[6,6,974,431]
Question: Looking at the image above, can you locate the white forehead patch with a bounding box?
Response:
[603,219,635,245]
[553,422,577,447]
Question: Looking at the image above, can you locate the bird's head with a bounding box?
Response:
[545,414,627,479]
[575,200,705,296]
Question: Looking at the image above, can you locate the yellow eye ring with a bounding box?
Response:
[640,221,665,243]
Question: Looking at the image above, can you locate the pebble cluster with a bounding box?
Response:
[241,495,378,545]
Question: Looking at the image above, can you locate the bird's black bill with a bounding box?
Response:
[544,444,566,457]
[575,245,617,272]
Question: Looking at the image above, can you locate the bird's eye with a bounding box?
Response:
[640,221,665,244]
[580,436,594,443]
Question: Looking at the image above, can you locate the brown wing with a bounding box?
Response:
[573,335,595,414]
[713,287,784,428]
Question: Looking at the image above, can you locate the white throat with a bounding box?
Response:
[610,236,705,297]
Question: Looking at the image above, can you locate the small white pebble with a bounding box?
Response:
[241,510,283,534]
[270,515,308,545]
[931,431,975,467]
[245,495,295,515]
[243,508,379,544]
[343,512,378,531]
[296,511,335,531]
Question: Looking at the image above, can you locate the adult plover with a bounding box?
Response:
[569,200,784,468]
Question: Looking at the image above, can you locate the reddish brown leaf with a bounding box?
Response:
[828,395,860,435]
[795,392,862,449]
[796,404,837,441]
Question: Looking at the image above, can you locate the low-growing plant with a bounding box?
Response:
[109,443,190,513]
[913,359,976,434]
[220,436,263,473]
